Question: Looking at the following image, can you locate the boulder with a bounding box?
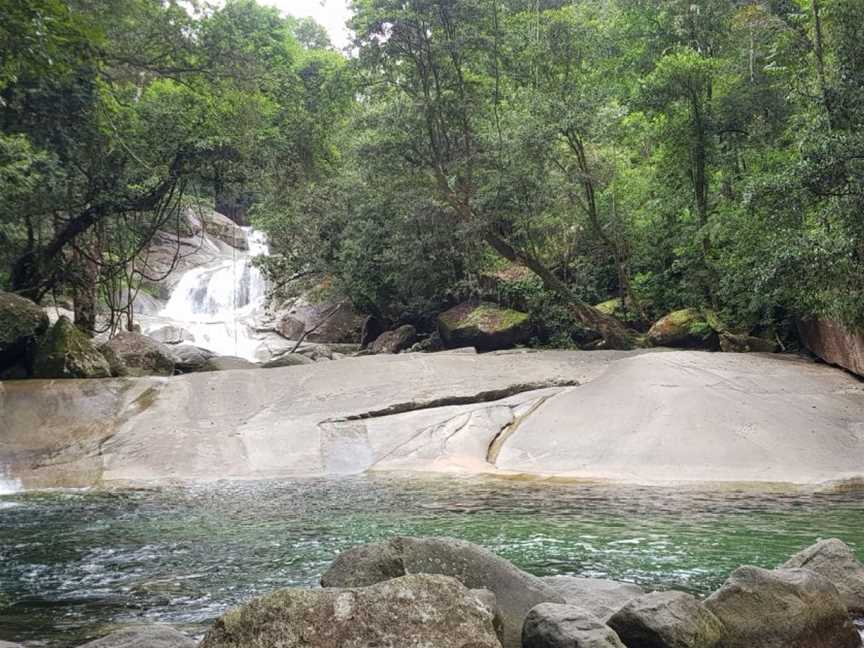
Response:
[201,356,258,372]
[320,536,563,648]
[540,576,645,622]
[370,325,417,354]
[32,316,111,379]
[261,352,314,369]
[76,625,196,647]
[782,538,864,614]
[798,318,864,378]
[647,309,718,349]
[523,603,627,648]
[99,332,175,377]
[704,566,860,648]
[171,344,216,374]
[147,325,194,345]
[360,315,386,349]
[719,332,778,353]
[276,291,364,345]
[607,591,725,648]
[199,574,502,648]
[438,302,532,351]
[186,206,248,251]
[0,290,49,372]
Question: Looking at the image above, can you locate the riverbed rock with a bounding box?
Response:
[370,325,417,354]
[261,352,314,368]
[540,577,645,622]
[782,538,864,614]
[719,331,778,353]
[187,206,248,251]
[99,332,175,377]
[0,290,49,373]
[704,566,860,648]
[321,536,563,648]
[276,290,364,345]
[171,344,216,373]
[76,624,196,647]
[32,316,111,379]
[523,603,627,648]
[199,574,502,648]
[608,591,725,648]
[147,325,194,345]
[798,318,864,378]
[200,356,258,372]
[438,302,532,351]
[648,309,717,349]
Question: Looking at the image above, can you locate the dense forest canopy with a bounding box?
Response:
[1,0,862,347]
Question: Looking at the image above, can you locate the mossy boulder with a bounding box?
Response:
[199,574,502,648]
[0,290,49,373]
[608,591,725,648]
[370,324,417,354]
[438,302,532,351]
[99,331,175,377]
[32,316,111,379]
[648,308,719,349]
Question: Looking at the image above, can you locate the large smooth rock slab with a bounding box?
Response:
[799,318,864,378]
[782,538,864,614]
[704,566,860,648]
[76,625,195,647]
[607,591,724,648]
[540,577,645,622]
[495,351,864,484]
[321,536,563,648]
[199,574,501,648]
[523,603,626,648]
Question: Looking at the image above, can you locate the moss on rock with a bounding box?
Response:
[438,302,532,351]
[32,316,111,379]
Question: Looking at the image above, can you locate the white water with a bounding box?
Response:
[0,469,22,495]
[158,228,269,360]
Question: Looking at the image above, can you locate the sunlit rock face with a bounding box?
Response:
[1,350,863,490]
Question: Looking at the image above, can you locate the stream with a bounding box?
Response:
[1,476,862,646]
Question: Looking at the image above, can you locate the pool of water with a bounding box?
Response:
[1,475,863,646]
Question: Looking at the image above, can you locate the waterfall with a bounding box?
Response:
[158,227,269,360]
[0,468,21,495]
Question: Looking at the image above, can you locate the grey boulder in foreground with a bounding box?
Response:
[522,603,627,648]
[321,536,563,648]
[782,537,864,615]
[198,574,501,648]
[607,591,725,648]
[540,576,645,622]
[2,350,863,489]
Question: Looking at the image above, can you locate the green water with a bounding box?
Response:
[1,475,863,646]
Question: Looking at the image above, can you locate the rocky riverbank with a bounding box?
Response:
[1,349,863,489]
[10,536,863,648]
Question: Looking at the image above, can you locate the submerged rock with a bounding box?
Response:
[704,566,860,648]
[76,624,195,647]
[32,316,111,379]
[523,603,626,648]
[100,332,175,377]
[438,302,532,351]
[647,309,717,349]
[607,591,724,648]
[540,576,645,622]
[199,574,501,648]
[321,536,563,648]
[0,290,49,373]
[782,538,864,614]
[370,324,417,354]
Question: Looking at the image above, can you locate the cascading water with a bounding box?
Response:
[158,228,269,360]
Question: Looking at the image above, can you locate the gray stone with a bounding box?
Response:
[147,325,194,345]
[321,536,563,648]
[370,324,417,354]
[199,574,502,648]
[276,289,364,344]
[32,316,111,379]
[200,356,258,372]
[100,332,175,377]
[438,302,532,351]
[647,309,717,349]
[523,603,626,648]
[0,290,49,372]
[171,344,216,373]
[187,206,247,251]
[782,538,864,614]
[704,566,860,648]
[261,352,314,369]
[607,591,724,648]
[76,624,195,647]
[540,576,645,621]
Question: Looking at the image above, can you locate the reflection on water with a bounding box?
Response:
[0,476,862,646]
